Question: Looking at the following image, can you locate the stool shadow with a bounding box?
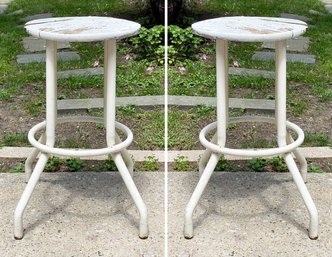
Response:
[24,172,149,236]
[182,172,308,236]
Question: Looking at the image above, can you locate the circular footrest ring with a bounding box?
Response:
[28,116,133,157]
[199,116,304,157]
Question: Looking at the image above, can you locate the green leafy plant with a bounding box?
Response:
[129,25,164,63]
[308,163,323,173]
[270,156,288,172]
[196,105,214,116]
[141,155,160,171]
[1,132,29,147]
[215,155,235,172]
[249,158,267,172]
[129,25,203,64]
[104,155,118,171]
[65,158,85,172]
[174,155,191,171]
[9,163,24,173]
[118,105,136,115]
[45,156,63,172]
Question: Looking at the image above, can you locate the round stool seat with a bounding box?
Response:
[25,16,140,42]
[192,16,307,42]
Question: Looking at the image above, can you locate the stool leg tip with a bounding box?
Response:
[309,235,318,240]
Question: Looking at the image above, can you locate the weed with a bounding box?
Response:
[104,155,118,171]
[215,155,235,172]
[270,156,288,172]
[118,105,136,116]
[308,163,323,173]
[174,155,191,171]
[96,124,105,130]
[289,98,308,116]
[249,158,267,172]
[9,163,24,173]
[45,156,63,172]
[303,132,331,147]
[65,158,85,172]
[1,132,29,147]
[25,99,45,116]
[141,155,160,171]
[228,123,237,130]
[196,105,215,116]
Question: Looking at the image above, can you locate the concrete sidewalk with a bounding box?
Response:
[169,172,332,257]
[1,172,332,256]
[0,172,164,257]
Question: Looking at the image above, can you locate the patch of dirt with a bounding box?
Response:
[0,80,331,173]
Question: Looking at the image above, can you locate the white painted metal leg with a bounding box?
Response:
[112,152,149,238]
[14,154,49,239]
[14,40,57,240]
[25,133,46,183]
[276,40,317,239]
[287,133,307,182]
[115,132,134,177]
[199,132,217,177]
[184,39,228,239]
[104,39,147,238]
[184,153,220,238]
[284,153,318,239]
[275,40,287,148]
[216,39,229,146]
[104,39,116,148]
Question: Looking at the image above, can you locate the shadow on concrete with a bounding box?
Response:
[22,172,151,237]
[181,172,308,236]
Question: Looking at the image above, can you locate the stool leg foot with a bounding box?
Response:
[115,133,134,177]
[199,133,217,177]
[286,133,307,182]
[184,153,220,239]
[112,152,148,238]
[25,133,46,183]
[14,153,49,240]
[284,153,318,239]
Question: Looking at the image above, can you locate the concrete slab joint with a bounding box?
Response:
[16,51,80,64]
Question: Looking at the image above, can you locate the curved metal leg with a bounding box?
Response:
[14,153,49,239]
[199,132,217,177]
[112,152,149,238]
[284,153,318,239]
[115,132,134,177]
[287,133,307,182]
[25,133,46,183]
[184,153,220,239]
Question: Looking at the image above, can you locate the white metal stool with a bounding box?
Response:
[14,16,148,239]
[184,16,318,240]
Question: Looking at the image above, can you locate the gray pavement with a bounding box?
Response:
[0,172,164,257]
[1,172,332,256]
[169,172,332,257]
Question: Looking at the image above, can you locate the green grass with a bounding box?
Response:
[303,132,332,147]
[0,0,159,103]
[186,0,326,19]
[0,132,29,147]
[170,0,332,106]
[1,0,331,154]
